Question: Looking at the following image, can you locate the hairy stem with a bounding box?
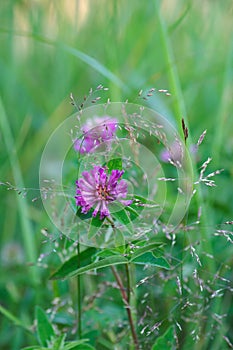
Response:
[111,265,139,350]
[77,241,82,338]
[125,263,131,303]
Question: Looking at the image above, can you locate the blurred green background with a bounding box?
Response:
[0,1,233,349]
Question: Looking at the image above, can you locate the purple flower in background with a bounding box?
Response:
[74,117,118,154]
[160,141,183,163]
[160,141,198,163]
[75,166,132,219]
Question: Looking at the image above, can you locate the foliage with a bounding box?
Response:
[0,1,233,349]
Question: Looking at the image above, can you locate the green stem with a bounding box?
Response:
[111,265,139,350]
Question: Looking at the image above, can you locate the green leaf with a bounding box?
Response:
[76,207,93,220]
[151,326,175,350]
[106,158,122,172]
[76,209,105,239]
[36,306,55,347]
[129,242,164,260]
[113,207,132,226]
[111,204,133,234]
[52,312,74,327]
[63,339,90,350]
[22,347,47,350]
[50,247,96,280]
[88,215,104,239]
[49,335,66,350]
[58,255,128,279]
[95,249,121,258]
[127,195,160,221]
[131,252,170,269]
[124,205,139,220]
[114,228,125,247]
[64,343,95,350]
[133,195,160,208]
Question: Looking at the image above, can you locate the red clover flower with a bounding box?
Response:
[75,166,132,220]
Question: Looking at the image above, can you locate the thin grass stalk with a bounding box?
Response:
[154,0,215,273]
[204,35,233,350]
[0,97,38,286]
[211,40,233,168]
[154,3,220,349]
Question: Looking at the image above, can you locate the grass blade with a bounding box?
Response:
[0,28,129,92]
[155,0,215,272]
[0,304,30,331]
[0,97,38,285]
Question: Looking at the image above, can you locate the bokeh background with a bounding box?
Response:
[0,1,233,349]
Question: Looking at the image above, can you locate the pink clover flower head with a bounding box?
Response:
[75,166,132,219]
[74,116,118,154]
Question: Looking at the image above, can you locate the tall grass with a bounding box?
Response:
[0,1,232,349]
